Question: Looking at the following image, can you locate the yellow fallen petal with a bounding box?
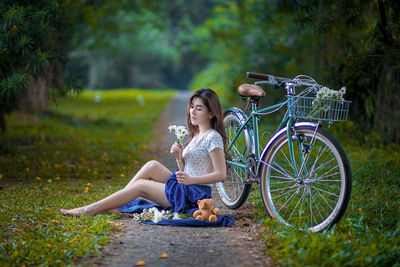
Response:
[136,260,146,266]
[36,176,41,181]
[46,244,52,249]
[161,253,168,258]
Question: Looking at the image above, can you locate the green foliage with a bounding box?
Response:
[189,62,234,108]
[190,0,400,143]
[0,89,176,266]
[249,121,400,266]
[0,0,81,111]
[68,0,215,90]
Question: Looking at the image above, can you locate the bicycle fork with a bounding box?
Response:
[286,119,320,183]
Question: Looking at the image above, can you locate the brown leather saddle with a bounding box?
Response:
[238,84,266,99]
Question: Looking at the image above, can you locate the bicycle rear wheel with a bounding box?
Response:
[260,125,351,232]
[216,108,253,209]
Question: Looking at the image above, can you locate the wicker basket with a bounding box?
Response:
[290,96,351,122]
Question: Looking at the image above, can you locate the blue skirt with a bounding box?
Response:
[165,170,212,214]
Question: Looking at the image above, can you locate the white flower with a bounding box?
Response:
[174,126,189,141]
[316,86,346,101]
[168,125,188,171]
[133,207,181,223]
[168,125,177,132]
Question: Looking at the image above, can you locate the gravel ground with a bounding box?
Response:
[79,91,272,267]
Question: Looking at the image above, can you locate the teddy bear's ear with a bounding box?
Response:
[197,199,201,205]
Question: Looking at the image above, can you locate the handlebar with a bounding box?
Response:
[246,72,271,80]
[246,71,320,88]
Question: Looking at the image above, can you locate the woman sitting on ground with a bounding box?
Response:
[60,88,227,216]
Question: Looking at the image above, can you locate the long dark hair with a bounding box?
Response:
[186,88,227,150]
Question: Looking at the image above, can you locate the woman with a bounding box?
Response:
[60,88,227,216]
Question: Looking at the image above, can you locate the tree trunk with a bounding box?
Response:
[16,69,53,113]
[373,64,400,143]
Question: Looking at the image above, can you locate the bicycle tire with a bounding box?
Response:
[216,108,253,209]
[259,125,351,232]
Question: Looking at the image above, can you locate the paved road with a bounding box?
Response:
[89,91,271,267]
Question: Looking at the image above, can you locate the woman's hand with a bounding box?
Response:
[175,171,193,185]
[170,142,182,160]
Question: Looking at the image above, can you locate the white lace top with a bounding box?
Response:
[182,129,224,180]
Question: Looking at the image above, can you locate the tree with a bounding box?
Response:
[0,0,145,133]
[0,1,83,133]
[191,0,400,143]
[277,0,400,143]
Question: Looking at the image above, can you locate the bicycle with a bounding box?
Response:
[215,72,352,232]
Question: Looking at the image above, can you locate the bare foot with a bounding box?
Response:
[59,207,91,217]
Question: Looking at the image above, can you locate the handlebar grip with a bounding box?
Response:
[246,72,270,80]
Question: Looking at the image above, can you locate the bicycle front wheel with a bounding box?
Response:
[216,108,253,209]
[260,125,351,232]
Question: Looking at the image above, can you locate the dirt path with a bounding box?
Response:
[82,91,272,267]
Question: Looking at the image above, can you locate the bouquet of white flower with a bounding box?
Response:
[168,125,188,171]
[307,86,347,119]
[132,207,181,223]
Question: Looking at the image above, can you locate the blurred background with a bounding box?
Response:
[1,2,400,266]
[1,0,399,142]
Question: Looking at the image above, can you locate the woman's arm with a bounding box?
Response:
[175,148,226,185]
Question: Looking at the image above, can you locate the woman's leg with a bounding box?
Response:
[60,160,172,216]
[125,160,172,187]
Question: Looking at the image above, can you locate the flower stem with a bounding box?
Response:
[178,142,183,171]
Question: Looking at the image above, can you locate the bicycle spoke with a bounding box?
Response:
[261,160,294,180]
[273,161,295,180]
[270,179,295,185]
[271,187,299,200]
[312,188,334,213]
[279,147,297,175]
[308,144,330,175]
[311,185,338,208]
[310,190,326,224]
[276,186,299,213]
[269,184,298,193]
[313,171,341,182]
[286,187,306,223]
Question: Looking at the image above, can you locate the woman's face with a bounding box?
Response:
[189,97,211,127]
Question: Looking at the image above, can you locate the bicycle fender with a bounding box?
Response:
[256,121,318,177]
[224,107,247,124]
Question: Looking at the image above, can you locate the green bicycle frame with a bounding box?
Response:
[226,96,303,179]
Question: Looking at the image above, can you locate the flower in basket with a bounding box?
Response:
[168,125,188,171]
[308,86,347,119]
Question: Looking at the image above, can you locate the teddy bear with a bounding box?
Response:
[193,198,220,222]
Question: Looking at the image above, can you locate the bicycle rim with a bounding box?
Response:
[260,127,351,232]
[216,111,252,209]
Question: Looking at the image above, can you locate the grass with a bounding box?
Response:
[247,118,400,266]
[0,89,176,266]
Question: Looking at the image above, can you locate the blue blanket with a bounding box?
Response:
[119,199,234,227]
